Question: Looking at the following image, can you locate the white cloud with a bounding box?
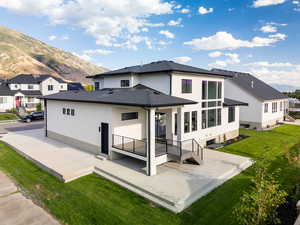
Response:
[48,35,57,41]
[294,7,300,11]
[72,52,92,62]
[293,0,300,4]
[174,5,182,9]
[209,52,240,67]
[260,25,277,33]
[180,8,190,14]
[228,8,235,11]
[0,0,173,48]
[61,35,69,40]
[245,61,296,68]
[84,49,113,55]
[184,31,286,50]
[174,56,191,64]
[208,51,223,58]
[253,0,286,8]
[168,18,182,26]
[269,33,287,40]
[198,6,213,15]
[159,30,175,39]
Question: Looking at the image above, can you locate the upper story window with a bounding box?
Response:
[48,85,54,91]
[182,79,192,93]
[94,82,100,90]
[28,84,34,90]
[120,80,130,87]
[202,81,222,100]
[228,107,235,123]
[14,84,18,89]
[264,103,269,113]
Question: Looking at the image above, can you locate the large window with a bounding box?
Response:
[182,79,192,93]
[217,109,222,125]
[264,103,269,113]
[94,82,100,90]
[184,112,190,133]
[121,112,138,121]
[208,109,216,128]
[121,80,130,87]
[202,110,207,129]
[192,111,197,131]
[217,82,222,99]
[228,107,235,123]
[202,81,207,100]
[272,102,278,113]
[208,81,217,99]
[0,97,7,104]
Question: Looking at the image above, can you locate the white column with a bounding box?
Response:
[177,107,184,142]
[146,108,156,176]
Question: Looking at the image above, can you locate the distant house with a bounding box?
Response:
[214,69,289,129]
[289,98,300,113]
[0,74,67,112]
[41,60,248,176]
[67,82,84,91]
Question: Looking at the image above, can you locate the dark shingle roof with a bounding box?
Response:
[87,61,233,79]
[41,84,197,107]
[8,74,65,84]
[223,98,248,107]
[68,82,84,91]
[0,83,42,96]
[212,69,288,101]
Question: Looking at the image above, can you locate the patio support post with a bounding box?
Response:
[146,108,156,176]
[176,107,183,142]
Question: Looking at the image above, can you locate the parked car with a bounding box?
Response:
[21,112,44,123]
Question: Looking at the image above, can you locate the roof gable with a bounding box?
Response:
[8,74,65,84]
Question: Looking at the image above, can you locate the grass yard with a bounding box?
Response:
[0,124,299,225]
[0,113,18,121]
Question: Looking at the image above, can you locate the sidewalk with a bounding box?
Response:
[0,171,60,225]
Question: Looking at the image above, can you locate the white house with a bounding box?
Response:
[41,61,248,176]
[214,69,289,129]
[0,74,68,112]
[289,98,300,113]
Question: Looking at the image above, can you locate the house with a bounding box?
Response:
[213,69,289,129]
[41,60,248,176]
[289,98,300,113]
[0,74,67,112]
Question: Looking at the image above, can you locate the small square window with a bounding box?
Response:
[182,79,192,93]
[121,80,130,87]
[71,109,75,116]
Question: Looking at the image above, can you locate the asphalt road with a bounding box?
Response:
[0,121,44,133]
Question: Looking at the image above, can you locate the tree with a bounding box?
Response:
[233,161,287,225]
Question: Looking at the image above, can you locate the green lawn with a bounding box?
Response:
[0,113,18,121]
[0,125,299,225]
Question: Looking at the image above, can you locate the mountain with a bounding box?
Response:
[0,25,107,83]
[270,83,300,92]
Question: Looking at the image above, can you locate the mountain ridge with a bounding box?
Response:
[0,25,107,83]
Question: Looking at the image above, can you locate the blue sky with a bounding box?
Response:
[0,0,299,87]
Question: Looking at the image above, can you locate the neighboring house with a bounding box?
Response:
[214,69,289,129]
[67,82,84,91]
[0,74,67,112]
[289,98,300,112]
[41,60,247,176]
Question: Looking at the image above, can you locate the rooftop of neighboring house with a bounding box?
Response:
[87,60,233,79]
[67,82,84,91]
[41,84,198,107]
[8,74,65,84]
[0,83,42,96]
[212,69,288,101]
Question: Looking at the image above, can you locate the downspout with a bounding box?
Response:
[44,99,48,137]
[169,72,172,96]
[147,108,151,176]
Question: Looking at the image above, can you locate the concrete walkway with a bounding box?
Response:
[0,172,60,225]
[284,120,300,126]
[1,128,253,213]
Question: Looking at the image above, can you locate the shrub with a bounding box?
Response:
[233,161,287,225]
[36,103,42,112]
[284,142,300,165]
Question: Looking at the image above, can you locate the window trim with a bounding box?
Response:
[94,82,100,90]
[121,112,138,121]
[228,106,235,123]
[120,80,130,87]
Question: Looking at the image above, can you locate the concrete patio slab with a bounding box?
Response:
[1,129,97,182]
[0,171,60,225]
[94,150,253,213]
[1,128,253,213]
